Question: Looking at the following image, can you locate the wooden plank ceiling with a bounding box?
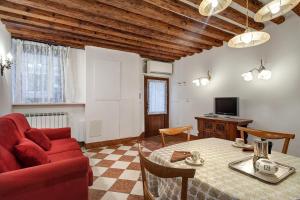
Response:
[0,0,298,62]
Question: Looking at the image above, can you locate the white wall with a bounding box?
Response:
[12,48,86,141]
[85,46,142,143]
[171,14,300,156]
[0,22,12,115]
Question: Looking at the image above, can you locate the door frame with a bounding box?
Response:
[144,76,169,137]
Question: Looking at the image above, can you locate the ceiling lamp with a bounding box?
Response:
[254,0,300,22]
[199,0,232,16]
[242,59,272,81]
[192,71,211,86]
[228,0,270,48]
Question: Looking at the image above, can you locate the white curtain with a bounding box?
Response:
[148,79,167,114]
[12,39,74,103]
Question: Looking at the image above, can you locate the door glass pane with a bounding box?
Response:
[148,79,167,114]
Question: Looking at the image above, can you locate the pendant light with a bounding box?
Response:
[255,0,300,22]
[228,0,270,48]
[199,0,232,16]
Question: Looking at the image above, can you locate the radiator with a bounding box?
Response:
[24,112,69,128]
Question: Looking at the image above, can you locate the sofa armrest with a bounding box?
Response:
[0,157,89,199]
[39,127,71,140]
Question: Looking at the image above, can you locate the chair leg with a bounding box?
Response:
[160,133,166,147]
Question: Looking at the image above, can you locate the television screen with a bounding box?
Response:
[215,97,239,116]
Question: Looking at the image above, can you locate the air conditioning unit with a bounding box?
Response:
[146,60,173,75]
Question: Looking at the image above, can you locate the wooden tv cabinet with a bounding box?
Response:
[195,116,253,141]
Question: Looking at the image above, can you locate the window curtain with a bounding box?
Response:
[148,79,167,114]
[12,39,75,103]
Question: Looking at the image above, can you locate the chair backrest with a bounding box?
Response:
[159,125,192,147]
[237,126,295,154]
[138,144,195,200]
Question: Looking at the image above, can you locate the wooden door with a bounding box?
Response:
[144,76,169,137]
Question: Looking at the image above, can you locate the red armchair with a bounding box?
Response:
[0,113,93,200]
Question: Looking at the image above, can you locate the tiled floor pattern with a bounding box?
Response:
[85,141,152,200]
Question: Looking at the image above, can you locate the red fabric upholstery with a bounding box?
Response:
[4,113,31,137]
[25,128,51,151]
[14,138,50,167]
[0,157,89,200]
[40,127,71,140]
[0,113,93,199]
[0,145,21,173]
[46,138,81,155]
[0,118,22,172]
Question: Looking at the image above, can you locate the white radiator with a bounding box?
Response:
[24,112,69,128]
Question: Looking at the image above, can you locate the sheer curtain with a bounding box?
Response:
[148,79,167,114]
[12,39,74,104]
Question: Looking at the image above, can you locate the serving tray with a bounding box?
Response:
[228,156,296,184]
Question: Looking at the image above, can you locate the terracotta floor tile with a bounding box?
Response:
[127,194,144,200]
[112,149,127,155]
[88,189,106,200]
[119,155,135,162]
[92,153,108,159]
[101,168,124,178]
[88,148,102,153]
[109,179,136,193]
[127,162,141,171]
[130,146,138,151]
[106,145,120,149]
[96,160,115,168]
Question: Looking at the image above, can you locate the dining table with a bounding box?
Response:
[147,138,300,200]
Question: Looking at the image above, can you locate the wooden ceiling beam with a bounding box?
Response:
[140,54,174,62]
[92,0,234,41]
[5,0,224,47]
[12,32,175,62]
[293,3,300,16]
[1,17,191,57]
[5,22,185,60]
[0,12,204,54]
[232,0,285,24]
[156,0,263,30]
[12,34,85,49]
[6,25,181,61]
[0,1,207,52]
[10,31,178,62]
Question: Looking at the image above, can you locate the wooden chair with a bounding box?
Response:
[237,126,295,154]
[159,125,193,147]
[138,144,195,200]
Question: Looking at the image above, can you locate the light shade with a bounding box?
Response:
[199,0,232,16]
[241,72,253,81]
[228,30,270,48]
[254,0,300,22]
[258,69,272,80]
[192,79,201,86]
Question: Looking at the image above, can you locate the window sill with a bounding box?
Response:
[12,103,85,107]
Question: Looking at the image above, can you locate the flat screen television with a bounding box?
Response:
[214,97,239,116]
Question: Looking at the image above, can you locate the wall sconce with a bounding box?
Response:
[242,59,271,81]
[192,71,211,86]
[0,53,13,76]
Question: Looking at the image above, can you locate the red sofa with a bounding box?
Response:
[0,113,93,200]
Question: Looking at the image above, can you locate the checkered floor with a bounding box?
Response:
[84,141,152,200]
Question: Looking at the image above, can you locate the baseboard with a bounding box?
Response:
[85,133,144,149]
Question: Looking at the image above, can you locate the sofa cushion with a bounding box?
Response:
[48,150,84,162]
[4,113,31,137]
[48,150,94,186]
[47,138,81,155]
[0,145,21,173]
[14,138,50,167]
[25,128,52,151]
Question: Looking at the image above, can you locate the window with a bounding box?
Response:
[12,39,69,104]
[147,79,167,114]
